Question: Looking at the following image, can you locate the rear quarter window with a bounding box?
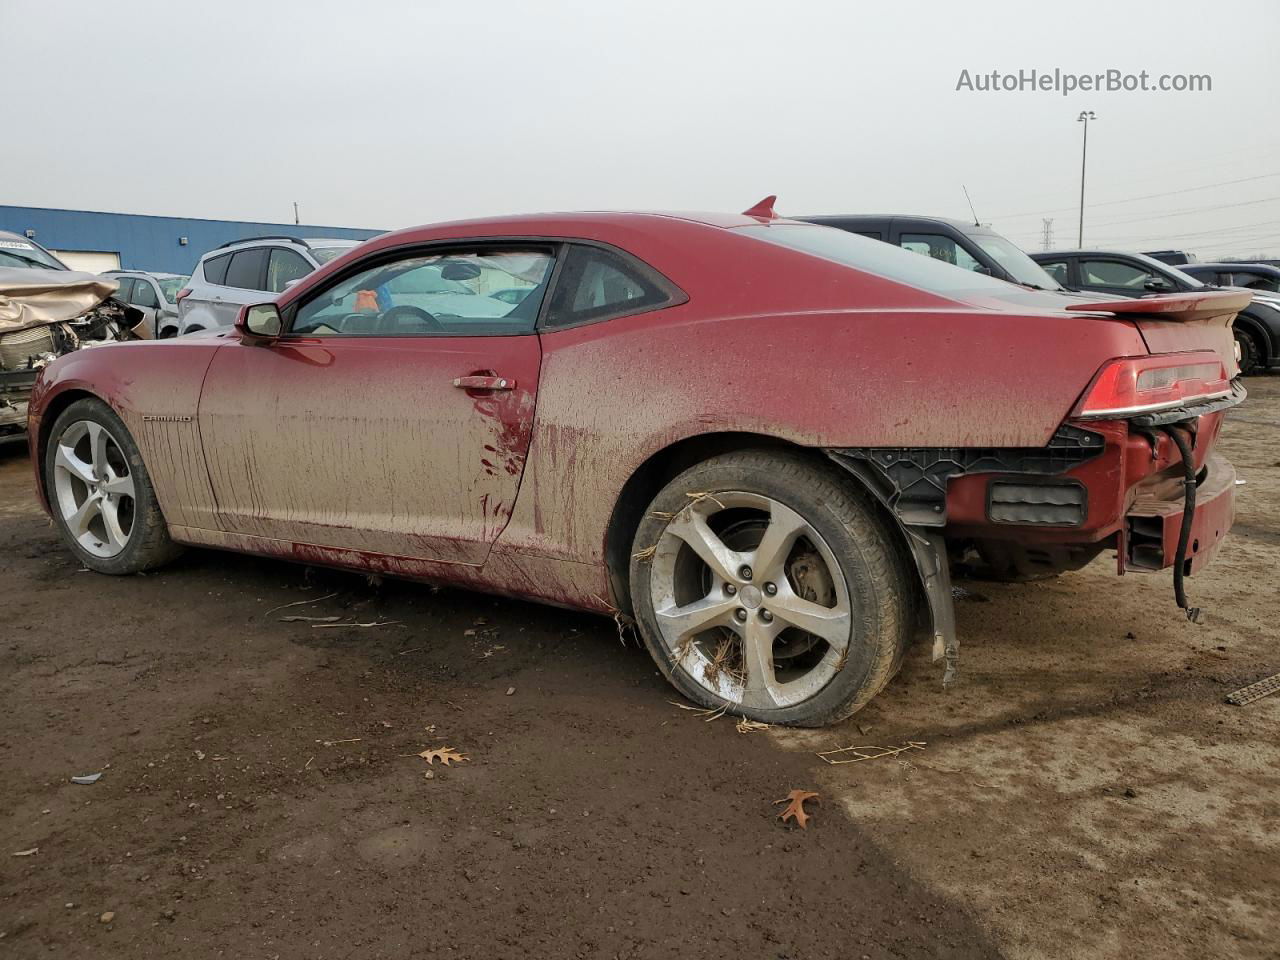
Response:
[542,245,678,329]
[202,253,231,285]
[224,249,269,290]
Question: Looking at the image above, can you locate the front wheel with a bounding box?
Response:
[629,451,913,727]
[44,398,182,574]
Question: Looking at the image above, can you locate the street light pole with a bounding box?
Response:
[1077,111,1095,247]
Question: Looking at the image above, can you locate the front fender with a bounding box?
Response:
[28,339,225,528]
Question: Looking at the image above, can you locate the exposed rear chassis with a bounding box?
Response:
[825,383,1245,685]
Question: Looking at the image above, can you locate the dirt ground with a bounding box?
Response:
[2,380,1278,960]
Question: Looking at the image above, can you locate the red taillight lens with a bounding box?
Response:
[175,288,192,304]
[1074,352,1230,418]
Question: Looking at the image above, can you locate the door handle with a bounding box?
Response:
[453,375,515,391]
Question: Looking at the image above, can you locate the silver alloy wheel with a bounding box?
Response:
[52,420,136,558]
[649,491,853,711]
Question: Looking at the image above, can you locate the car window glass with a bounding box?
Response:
[111,277,134,302]
[1037,260,1070,285]
[224,248,269,289]
[899,233,982,272]
[292,248,555,337]
[203,253,231,285]
[543,245,672,328]
[309,245,353,265]
[266,248,312,293]
[1233,271,1279,292]
[1080,260,1158,289]
[132,280,159,308]
[157,276,188,302]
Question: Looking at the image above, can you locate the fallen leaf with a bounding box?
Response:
[418,746,469,766]
[775,789,819,829]
[12,847,38,857]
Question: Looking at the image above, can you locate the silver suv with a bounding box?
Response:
[177,236,360,335]
[100,270,189,338]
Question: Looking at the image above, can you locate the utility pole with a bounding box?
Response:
[1041,218,1055,251]
[293,201,300,226]
[1077,111,1095,247]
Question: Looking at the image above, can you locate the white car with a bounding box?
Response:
[177,236,360,335]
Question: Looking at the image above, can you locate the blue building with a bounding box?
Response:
[0,205,383,275]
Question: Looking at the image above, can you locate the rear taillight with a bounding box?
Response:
[175,288,192,304]
[1074,352,1231,419]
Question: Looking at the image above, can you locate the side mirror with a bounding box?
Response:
[1144,278,1173,293]
[236,303,282,342]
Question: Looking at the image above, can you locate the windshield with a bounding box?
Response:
[969,233,1062,290]
[1163,264,1204,288]
[157,276,189,302]
[0,239,66,270]
[741,223,1039,301]
[310,246,354,265]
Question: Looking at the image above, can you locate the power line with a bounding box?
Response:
[988,172,1280,221]
[1005,217,1280,250]
[1082,196,1280,229]
[1090,217,1280,243]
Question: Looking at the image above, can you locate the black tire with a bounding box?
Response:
[1234,326,1262,376]
[44,397,182,575]
[628,450,913,727]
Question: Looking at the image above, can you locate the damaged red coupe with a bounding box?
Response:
[27,201,1245,725]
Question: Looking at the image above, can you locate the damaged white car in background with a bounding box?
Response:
[0,268,141,445]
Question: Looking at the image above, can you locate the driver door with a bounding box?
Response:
[196,244,554,566]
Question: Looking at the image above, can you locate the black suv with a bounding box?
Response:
[1180,262,1280,294]
[1031,249,1280,375]
[800,215,1063,291]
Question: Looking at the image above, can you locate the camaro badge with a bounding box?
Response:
[142,415,193,423]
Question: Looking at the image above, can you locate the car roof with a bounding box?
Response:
[1184,261,1280,273]
[800,214,994,233]
[201,235,360,257]
[1035,249,1153,258]
[330,211,808,257]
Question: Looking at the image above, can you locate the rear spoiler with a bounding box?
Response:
[1064,289,1251,323]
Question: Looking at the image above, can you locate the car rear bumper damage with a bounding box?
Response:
[1125,452,1234,575]
[826,382,1244,686]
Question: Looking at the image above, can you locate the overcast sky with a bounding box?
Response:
[5,0,1279,256]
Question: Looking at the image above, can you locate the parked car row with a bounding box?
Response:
[782,214,1278,376]
[1031,250,1280,374]
[26,198,1247,725]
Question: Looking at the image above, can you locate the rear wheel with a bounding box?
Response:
[1234,326,1262,376]
[629,451,913,726]
[44,398,182,574]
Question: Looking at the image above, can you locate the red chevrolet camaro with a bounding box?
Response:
[27,201,1245,725]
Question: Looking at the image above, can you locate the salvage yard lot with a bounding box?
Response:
[2,380,1277,960]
